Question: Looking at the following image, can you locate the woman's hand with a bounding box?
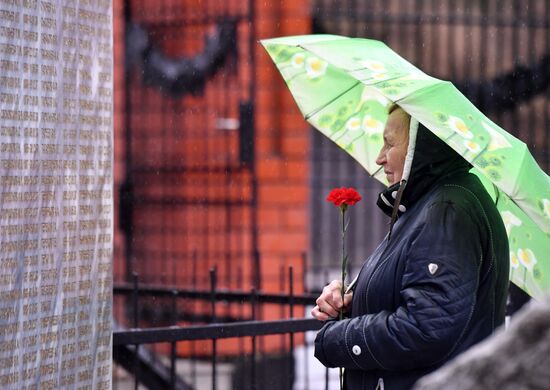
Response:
[311,280,353,321]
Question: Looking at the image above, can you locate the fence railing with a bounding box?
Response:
[113,318,322,346]
[112,267,334,390]
[113,319,324,390]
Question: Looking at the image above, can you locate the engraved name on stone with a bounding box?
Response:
[0,0,112,387]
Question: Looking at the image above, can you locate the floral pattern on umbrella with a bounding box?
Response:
[261,34,550,298]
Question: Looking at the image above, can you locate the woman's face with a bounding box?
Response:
[375,108,410,186]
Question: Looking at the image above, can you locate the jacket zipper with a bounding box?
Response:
[375,377,385,390]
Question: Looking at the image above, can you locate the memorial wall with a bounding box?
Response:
[0,0,112,388]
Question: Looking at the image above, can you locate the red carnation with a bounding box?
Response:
[325,186,362,390]
[326,187,362,209]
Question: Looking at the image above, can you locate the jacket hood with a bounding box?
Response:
[377,122,472,219]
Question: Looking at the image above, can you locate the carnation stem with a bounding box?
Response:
[340,208,346,322]
[339,207,346,390]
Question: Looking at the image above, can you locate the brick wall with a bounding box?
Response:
[113,0,312,354]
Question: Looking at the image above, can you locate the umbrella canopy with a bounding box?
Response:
[260,34,550,299]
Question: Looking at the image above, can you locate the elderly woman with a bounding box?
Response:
[312,105,509,389]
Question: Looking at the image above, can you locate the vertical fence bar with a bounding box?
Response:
[191,252,197,387]
[210,268,217,390]
[156,0,168,286]
[303,252,310,390]
[491,0,504,126]
[304,334,310,390]
[251,287,257,390]
[289,265,295,390]
[248,0,260,293]
[465,0,473,85]
[132,272,139,390]
[432,0,439,71]
[279,266,286,352]
[448,0,457,78]
[121,0,134,285]
[170,289,178,389]
[237,266,245,370]
[526,0,535,153]
[510,0,521,137]
[414,0,422,67]
[479,0,488,114]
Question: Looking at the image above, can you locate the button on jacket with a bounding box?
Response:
[314,125,509,389]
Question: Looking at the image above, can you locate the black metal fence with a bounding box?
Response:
[113,267,330,390]
[111,273,529,390]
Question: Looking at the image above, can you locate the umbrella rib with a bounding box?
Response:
[304,81,362,120]
[370,166,383,178]
[492,183,501,207]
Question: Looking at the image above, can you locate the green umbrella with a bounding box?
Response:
[260,34,550,299]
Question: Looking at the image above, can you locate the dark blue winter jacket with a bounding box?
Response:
[314,125,509,389]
